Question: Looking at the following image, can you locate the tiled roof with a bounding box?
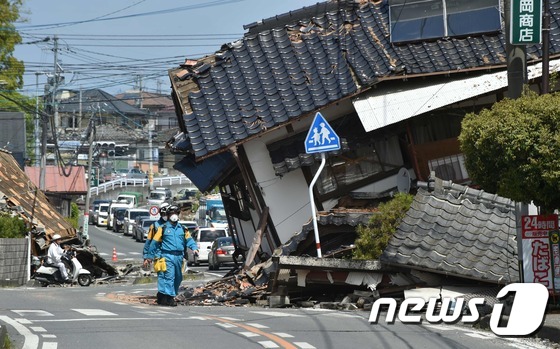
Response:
[380,182,518,284]
[169,0,560,159]
[58,89,149,116]
[25,166,87,194]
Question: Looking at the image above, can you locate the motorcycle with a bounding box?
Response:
[32,249,93,287]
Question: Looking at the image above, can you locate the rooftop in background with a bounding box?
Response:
[25,165,87,194]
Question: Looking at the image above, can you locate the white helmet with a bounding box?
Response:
[52,234,62,240]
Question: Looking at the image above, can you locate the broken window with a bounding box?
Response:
[267,113,406,198]
[313,134,404,195]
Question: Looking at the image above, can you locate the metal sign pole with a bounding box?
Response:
[304,112,340,259]
[308,152,326,258]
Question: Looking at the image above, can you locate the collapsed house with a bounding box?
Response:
[165,0,560,271]
[175,178,517,308]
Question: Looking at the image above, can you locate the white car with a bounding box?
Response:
[186,227,228,265]
[123,208,150,236]
[96,202,110,227]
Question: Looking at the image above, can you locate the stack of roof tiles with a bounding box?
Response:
[381,181,518,284]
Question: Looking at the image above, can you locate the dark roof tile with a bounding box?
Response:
[381,182,517,284]
[172,0,560,158]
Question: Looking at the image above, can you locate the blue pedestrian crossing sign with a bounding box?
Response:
[304,112,340,154]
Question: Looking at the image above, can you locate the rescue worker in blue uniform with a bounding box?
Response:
[143,202,170,304]
[148,205,198,306]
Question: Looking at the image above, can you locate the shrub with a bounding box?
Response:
[0,214,27,238]
[353,193,414,260]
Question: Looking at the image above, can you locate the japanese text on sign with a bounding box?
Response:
[522,215,558,290]
[510,0,542,45]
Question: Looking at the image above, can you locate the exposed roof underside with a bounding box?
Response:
[0,150,75,238]
[169,0,560,160]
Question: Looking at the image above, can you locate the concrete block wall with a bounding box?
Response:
[0,238,27,286]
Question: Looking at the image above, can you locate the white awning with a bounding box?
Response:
[353,59,560,132]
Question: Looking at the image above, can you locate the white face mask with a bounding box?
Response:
[169,214,179,222]
[162,215,168,221]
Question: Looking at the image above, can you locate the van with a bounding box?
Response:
[117,191,143,208]
[186,227,228,265]
[107,200,130,230]
[90,199,110,225]
[96,202,111,227]
[123,208,151,236]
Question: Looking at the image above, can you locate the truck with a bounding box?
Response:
[199,195,228,229]
[117,191,143,208]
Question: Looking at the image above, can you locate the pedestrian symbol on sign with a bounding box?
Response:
[304,112,340,154]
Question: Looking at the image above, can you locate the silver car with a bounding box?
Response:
[134,218,157,242]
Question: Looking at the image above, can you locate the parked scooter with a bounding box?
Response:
[32,249,93,287]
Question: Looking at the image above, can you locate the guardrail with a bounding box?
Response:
[89,175,192,196]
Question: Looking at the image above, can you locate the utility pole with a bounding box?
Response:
[542,0,551,94]
[52,35,60,130]
[148,127,154,190]
[34,73,41,167]
[82,118,95,243]
[39,104,48,190]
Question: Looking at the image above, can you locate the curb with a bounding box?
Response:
[0,323,7,348]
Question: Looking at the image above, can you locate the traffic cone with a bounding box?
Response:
[112,247,118,262]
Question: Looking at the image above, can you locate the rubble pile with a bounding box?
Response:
[177,273,268,306]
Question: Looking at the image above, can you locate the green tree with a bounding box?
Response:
[459,90,560,213]
[0,0,24,90]
[353,193,414,260]
[0,214,27,238]
[64,202,80,229]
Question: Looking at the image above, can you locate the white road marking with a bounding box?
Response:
[71,309,117,316]
[42,342,58,349]
[219,316,240,321]
[17,318,33,325]
[30,327,46,332]
[465,332,492,339]
[188,316,209,321]
[258,341,279,348]
[252,311,303,318]
[42,334,56,339]
[272,332,293,338]
[13,310,53,317]
[245,323,269,329]
[294,343,316,349]
[423,324,454,331]
[0,315,39,349]
[239,331,260,338]
[112,302,127,305]
[216,322,237,328]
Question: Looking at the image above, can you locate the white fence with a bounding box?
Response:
[89,175,192,196]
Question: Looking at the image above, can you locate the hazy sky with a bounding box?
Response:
[14,0,320,96]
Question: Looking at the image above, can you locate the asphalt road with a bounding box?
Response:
[1,279,552,349]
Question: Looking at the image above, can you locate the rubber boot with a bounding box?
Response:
[156,292,164,305]
[166,295,177,307]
